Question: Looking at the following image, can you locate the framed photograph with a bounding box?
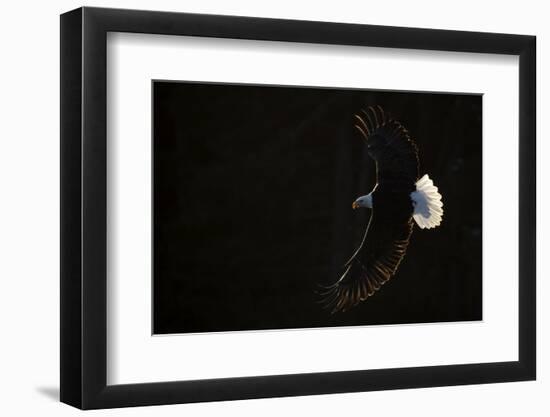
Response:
[60,6,536,409]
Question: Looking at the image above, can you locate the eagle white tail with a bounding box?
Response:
[411,174,444,229]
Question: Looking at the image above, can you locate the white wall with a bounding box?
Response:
[0,0,545,415]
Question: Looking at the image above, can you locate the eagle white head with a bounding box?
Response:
[352,194,373,209]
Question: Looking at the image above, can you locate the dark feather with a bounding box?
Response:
[321,106,419,313]
[357,106,419,188]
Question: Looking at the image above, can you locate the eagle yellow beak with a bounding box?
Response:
[352,201,360,210]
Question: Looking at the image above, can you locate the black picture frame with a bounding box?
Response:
[60,6,536,410]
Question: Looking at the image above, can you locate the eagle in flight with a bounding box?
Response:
[320,106,444,313]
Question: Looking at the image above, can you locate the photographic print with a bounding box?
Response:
[153,81,482,334]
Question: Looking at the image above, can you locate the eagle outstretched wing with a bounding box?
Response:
[355,106,419,187]
[320,106,420,313]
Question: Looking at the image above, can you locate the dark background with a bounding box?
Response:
[153,81,482,334]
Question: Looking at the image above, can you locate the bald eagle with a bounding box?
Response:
[320,106,444,313]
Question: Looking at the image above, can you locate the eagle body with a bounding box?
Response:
[372,188,415,222]
[320,106,444,313]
